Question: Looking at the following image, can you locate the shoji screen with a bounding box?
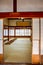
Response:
[9,29,14,36]
[0,19,3,54]
[32,18,40,64]
[0,19,3,63]
[40,18,43,64]
[16,29,31,36]
[4,29,8,36]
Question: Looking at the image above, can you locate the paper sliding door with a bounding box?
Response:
[0,19,3,63]
[32,18,40,64]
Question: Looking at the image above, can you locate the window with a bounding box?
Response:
[19,29,24,36]
[16,29,20,36]
[25,29,31,36]
[4,29,8,36]
[16,28,31,36]
[4,26,31,37]
[16,29,24,36]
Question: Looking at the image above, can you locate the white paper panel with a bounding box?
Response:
[0,19,3,54]
[16,29,31,36]
[16,29,24,36]
[41,18,43,55]
[19,29,24,36]
[16,29,20,36]
[33,18,39,40]
[25,29,31,36]
[17,0,43,12]
[4,29,8,36]
[0,40,3,54]
[0,0,13,12]
[9,29,14,36]
[32,40,39,54]
[0,19,3,39]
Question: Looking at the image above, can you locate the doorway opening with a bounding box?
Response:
[3,18,32,63]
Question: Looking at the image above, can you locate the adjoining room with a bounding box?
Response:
[3,18,32,63]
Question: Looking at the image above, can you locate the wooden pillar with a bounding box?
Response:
[13,0,17,12]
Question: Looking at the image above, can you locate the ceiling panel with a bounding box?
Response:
[17,0,43,12]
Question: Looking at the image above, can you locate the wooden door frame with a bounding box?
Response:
[0,12,43,64]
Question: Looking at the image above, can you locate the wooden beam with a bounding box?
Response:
[4,36,32,38]
[0,12,43,18]
[13,0,17,12]
[8,20,9,41]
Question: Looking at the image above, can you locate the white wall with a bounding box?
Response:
[0,0,13,12]
[0,0,43,12]
[17,0,43,12]
[3,18,8,25]
[9,20,16,26]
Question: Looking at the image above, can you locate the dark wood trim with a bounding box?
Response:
[39,18,41,63]
[8,27,32,30]
[4,26,32,28]
[31,19,34,64]
[13,0,17,12]
[3,28,8,29]
[4,36,32,38]
[8,26,32,27]
[0,12,43,18]
[14,27,16,37]
[8,20,9,41]
[8,27,32,29]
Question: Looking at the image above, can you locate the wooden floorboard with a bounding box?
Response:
[0,63,32,65]
[0,63,42,65]
[1,63,43,65]
[0,63,31,65]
